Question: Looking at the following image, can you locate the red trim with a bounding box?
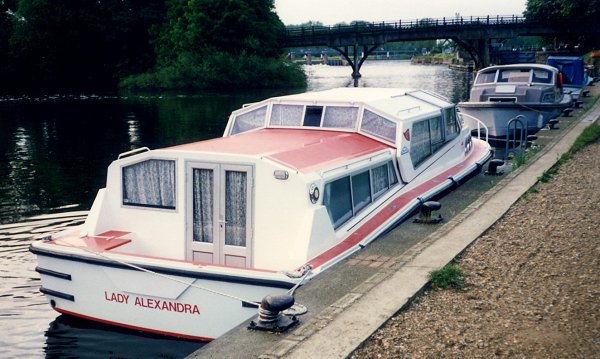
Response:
[306,141,490,269]
[53,307,214,341]
[53,235,131,251]
[167,129,393,173]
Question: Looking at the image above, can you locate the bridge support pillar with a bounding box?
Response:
[333,44,379,87]
[453,37,491,70]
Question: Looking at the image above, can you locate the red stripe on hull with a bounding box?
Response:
[306,140,490,269]
[53,307,215,341]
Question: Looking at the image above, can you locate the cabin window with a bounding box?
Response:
[231,106,267,135]
[323,106,359,129]
[475,71,496,84]
[532,69,552,84]
[323,177,353,229]
[304,106,323,127]
[224,171,247,247]
[192,169,214,243]
[323,161,399,229]
[411,120,432,167]
[371,161,398,200]
[351,171,371,214]
[361,109,397,143]
[430,116,444,152]
[270,104,303,126]
[498,69,530,83]
[444,107,460,140]
[122,159,176,209]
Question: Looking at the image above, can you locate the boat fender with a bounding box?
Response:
[484,159,505,176]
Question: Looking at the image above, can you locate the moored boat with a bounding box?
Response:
[457,64,572,139]
[546,55,590,100]
[30,88,492,340]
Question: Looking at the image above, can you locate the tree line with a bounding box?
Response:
[0,0,305,94]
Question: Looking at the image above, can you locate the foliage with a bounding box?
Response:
[0,0,305,93]
[126,0,304,91]
[429,264,465,289]
[524,0,599,22]
[524,0,600,48]
[120,52,306,91]
[6,0,165,93]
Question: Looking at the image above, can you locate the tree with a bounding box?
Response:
[524,0,599,21]
[121,0,305,90]
[524,0,600,49]
[8,0,165,92]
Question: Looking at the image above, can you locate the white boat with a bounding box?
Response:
[457,64,572,139]
[30,88,492,340]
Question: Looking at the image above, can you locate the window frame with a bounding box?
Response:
[121,158,177,210]
[323,160,399,230]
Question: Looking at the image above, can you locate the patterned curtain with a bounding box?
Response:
[122,159,175,209]
[192,169,214,243]
[225,171,247,247]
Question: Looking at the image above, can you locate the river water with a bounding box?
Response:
[0,61,472,358]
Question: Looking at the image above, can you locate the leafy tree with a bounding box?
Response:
[524,0,599,49]
[8,0,165,92]
[122,0,305,90]
[524,0,599,21]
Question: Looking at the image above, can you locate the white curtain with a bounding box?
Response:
[323,106,359,129]
[193,169,214,243]
[231,105,266,134]
[411,120,432,167]
[361,109,397,143]
[122,159,175,208]
[225,171,247,247]
[270,104,304,126]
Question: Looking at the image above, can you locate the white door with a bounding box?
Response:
[186,162,253,267]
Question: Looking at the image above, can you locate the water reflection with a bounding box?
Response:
[45,315,203,359]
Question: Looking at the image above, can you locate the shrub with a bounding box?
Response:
[429,264,465,289]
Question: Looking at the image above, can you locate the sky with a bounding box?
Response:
[274,0,528,25]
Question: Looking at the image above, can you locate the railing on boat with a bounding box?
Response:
[117,147,150,159]
[457,112,489,142]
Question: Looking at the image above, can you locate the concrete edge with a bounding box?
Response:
[276,101,600,359]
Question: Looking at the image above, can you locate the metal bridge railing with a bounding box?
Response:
[284,15,526,39]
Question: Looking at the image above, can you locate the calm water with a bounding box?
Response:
[0,61,472,358]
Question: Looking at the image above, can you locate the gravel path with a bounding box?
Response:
[352,138,600,358]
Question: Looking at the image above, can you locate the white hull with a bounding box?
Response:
[32,245,295,340]
[458,101,569,138]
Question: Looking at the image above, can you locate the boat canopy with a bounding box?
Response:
[224,88,456,148]
[546,56,586,88]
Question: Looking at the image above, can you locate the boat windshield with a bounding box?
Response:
[475,71,496,84]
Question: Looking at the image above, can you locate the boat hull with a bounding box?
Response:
[31,245,294,340]
[457,100,570,138]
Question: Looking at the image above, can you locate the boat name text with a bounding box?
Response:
[104,291,200,315]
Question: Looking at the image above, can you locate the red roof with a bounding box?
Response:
[167,129,394,173]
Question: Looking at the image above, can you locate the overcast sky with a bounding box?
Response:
[274,0,527,25]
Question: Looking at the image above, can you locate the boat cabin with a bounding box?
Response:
[82,88,466,272]
[469,64,563,104]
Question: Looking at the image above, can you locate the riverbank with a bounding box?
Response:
[351,126,600,356]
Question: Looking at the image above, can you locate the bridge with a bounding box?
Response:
[283,15,600,86]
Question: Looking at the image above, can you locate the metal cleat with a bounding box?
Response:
[413,201,443,224]
[485,159,505,176]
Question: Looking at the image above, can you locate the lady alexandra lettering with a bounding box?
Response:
[104,291,200,315]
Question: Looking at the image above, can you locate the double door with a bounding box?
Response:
[186,162,253,268]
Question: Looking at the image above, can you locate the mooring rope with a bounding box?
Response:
[52,238,276,306]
